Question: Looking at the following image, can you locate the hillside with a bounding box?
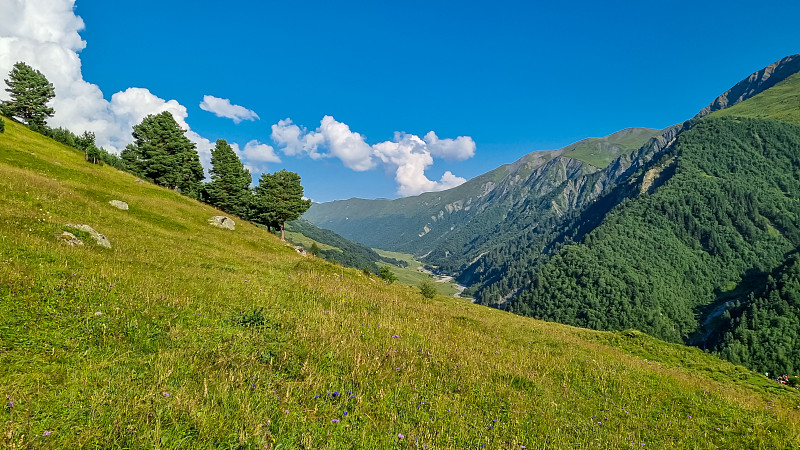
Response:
[512,117,800,344]
[284,218,407,273]
[304,127,660,269]
[3,119,800,448]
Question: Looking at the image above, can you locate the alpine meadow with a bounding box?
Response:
[4,2,800,448]
[3,115,800,449]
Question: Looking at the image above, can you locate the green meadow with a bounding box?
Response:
[373,249,459,297]
[2,117,800,448]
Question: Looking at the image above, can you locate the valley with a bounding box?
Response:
[304,54,800,377]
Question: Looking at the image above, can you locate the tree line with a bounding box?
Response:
[0,61,309,239]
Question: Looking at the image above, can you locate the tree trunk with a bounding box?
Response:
[280,222,285,241]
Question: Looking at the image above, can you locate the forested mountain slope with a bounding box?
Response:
[305,128,661,268]
[510,117,800,345]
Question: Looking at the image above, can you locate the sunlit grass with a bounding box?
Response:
[2,117,800,448]
[373,249,458,296]
[711,71,800,126]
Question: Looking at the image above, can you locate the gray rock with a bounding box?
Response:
[66,223,111,248]
[295,246,307,256]
[209,216,235,230]
[109,200,129,210]
[57,231,83,246]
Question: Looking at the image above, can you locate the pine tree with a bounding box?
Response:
[252,169,311,241]
[1,62,55,129]
[205,139,252,217]
[121,112,204,198]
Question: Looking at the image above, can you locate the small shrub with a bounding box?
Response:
[379,266,397,283]
[419,280,437,299]
[310,242,320,256]
[0,117,4,133]
[236,307,267,327]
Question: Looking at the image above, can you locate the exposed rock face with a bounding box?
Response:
[57,231,83,246]
[109,200,129,210]
[209,216,235,230]
[65,224,111,248]
[695,54,800,118]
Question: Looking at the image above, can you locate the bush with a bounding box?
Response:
[419,280,437,299]
[379,266,397,283]
[0,117,4,133]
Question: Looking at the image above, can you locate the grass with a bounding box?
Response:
[710,71,800,126]
[2,117,800,448]
[283,230,337,252]
[563,128,662,168]
[373,249,458,297]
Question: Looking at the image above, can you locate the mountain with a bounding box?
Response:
[501,57,800,374]
[5,117,800,447]
[513,116,800,342]
[304,127,661,267]
[306,54,800,374]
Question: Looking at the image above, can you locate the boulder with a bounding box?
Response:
[209,216,235,230]
[65,223,111,248]
[57,231,83,246]
[109,200,129,210]
[295,246,307,256]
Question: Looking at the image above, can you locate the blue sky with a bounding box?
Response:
[2,1,799,202]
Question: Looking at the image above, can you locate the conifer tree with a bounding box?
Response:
[121,111,204,198]
[252,169,311,241]
[206,139,252,217]
[1,62,55,129]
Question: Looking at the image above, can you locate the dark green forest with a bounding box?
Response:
[508,117,800,370]
[709,251,800,375]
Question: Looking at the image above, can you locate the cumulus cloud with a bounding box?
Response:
[199,95,259,123]
[271,116,474,196]
[424,131,476,161]
[270,118,326,159]
[0,0,270,178]
[241,140,281,164]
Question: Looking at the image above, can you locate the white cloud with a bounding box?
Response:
[271,116,474,196]
[241,140,281,163]
[199,95,259,123]
[317,115,376,171]
[270,118,326,159]
[0,0,266,180]
[424,131,476,161]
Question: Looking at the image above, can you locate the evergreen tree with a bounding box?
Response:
[252,169,311,241]
[1,62,55,129]
[205,139,252,217]
[121,112,204,198]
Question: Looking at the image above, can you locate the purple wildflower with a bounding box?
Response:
[398,433,405,439]
[42,430,51,437]
[392,334,400,338]
[162,391,170,397]
[331,418,339,423]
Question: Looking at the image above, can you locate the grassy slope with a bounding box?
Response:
[2,118,800,449]
[562,128,662,168]
[373,249,458,297]
[710,71,800,125]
